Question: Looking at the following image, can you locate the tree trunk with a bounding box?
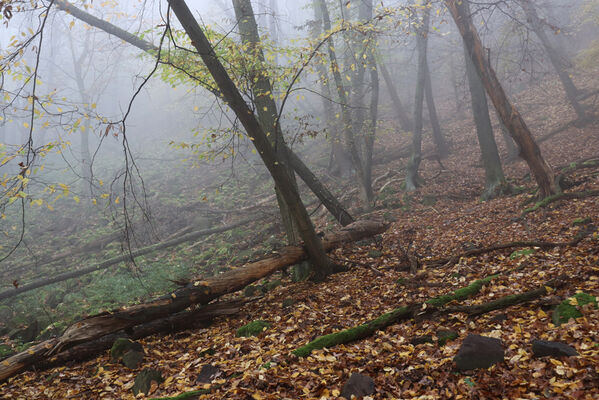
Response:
[0,219,387,383]
[424,63,448,157]
[168,0,333,280]
[519,0,585,120]
[53,0,352,228]
[405,4,430,191]
[316,0,373,206]
[463,42,506,199]
[380,63,412,132]
[445,0,559,198]
[232,0,299,247]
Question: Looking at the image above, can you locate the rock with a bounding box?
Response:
[454,334,504,371]
[282,298,297,308]
[490,313,508,323]
[532,340,578,358]
[110,338,143,361]
[437,330,458,346]
[132,368,163,396]
[110,338,144,368]
[122,349,144,369]
[410,335,433,346]
[196,364,222,384]
[341,373,375,399]
[236,320,270,337]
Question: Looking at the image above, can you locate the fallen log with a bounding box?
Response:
[37,298,246,370]
[0,219,387,382]
[522,190,599,216]
[0,217,256,301]
[293,274,567,357]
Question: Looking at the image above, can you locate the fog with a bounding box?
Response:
[0,0,597,374]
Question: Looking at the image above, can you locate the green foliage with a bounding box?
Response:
[236,320,270,337]
[552,292,598,325]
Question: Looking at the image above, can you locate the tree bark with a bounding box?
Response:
[232,0,300,247]
[445,0,559,198]
[463,42,506,198]
[0,219,388,382]
[519,0,585,120]
[405,4,430,191]
[424,63,448,157]
[169,0,333,281]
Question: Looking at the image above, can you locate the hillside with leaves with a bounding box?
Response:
[1,65,598,398]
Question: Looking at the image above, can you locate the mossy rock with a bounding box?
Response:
[437,330,458,346]
[552,292,598,325]
[367,250,383,258]
[236,320,270,337]
[133,368,164,396]
[243,285,260,297]
[263,280,282,292]
[110,338,144,367]
[282,298,297,308]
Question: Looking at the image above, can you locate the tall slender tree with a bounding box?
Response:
[518,0,586,120]
[167,0,333,280]
[445,0,559,197]
[463,42,506,199]
[405,2,431,191]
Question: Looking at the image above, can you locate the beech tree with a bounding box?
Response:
[165,0,333,280]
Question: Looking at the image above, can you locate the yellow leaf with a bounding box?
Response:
[114,196,120,204]
[73,196,80,203]
[23,122,29,128]
[69,20,75,29]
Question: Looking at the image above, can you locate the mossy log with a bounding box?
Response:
[0,220,387,382]
[293,275,498,357]
[522,190,599,216]
[447,275,568,316]
[293,275,569,357]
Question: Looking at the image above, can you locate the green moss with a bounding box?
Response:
[110,338,137,360]
[572,217,592,226]
[236,320,270,337]
[0,344,13,358]
[510,248,535,259]
[552,292,598,325]
[293,307,410,357]
[367,250,383,258]
[437,330,458,346]
[426,275,498,308]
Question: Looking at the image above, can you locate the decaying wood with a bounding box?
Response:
[37,298,247,370]
[0,219,388,383]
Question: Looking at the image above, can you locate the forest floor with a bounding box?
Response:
[1,74,599,399]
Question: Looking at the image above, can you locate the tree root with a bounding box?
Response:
[522,190,599,216]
